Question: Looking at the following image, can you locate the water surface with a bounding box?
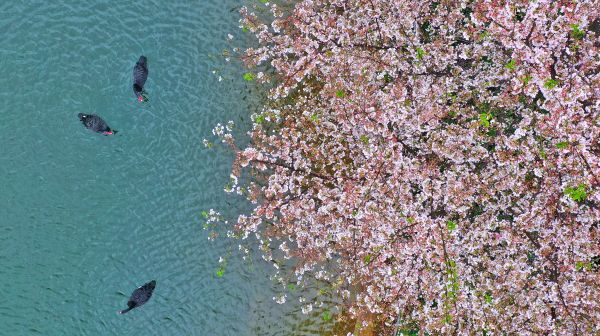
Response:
[0,1,334,335]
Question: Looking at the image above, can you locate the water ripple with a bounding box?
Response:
[0,1,329,335]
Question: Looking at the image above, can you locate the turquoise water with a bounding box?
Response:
[0,1,333,335]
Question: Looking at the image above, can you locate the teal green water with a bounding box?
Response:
[0,1,332,335]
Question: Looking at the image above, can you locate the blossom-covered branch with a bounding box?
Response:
[216,0,599,334]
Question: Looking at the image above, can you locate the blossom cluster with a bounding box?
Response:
[221,0,599,334]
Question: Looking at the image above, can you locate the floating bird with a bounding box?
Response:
[133,55,149,102]
[77,113,117,135]
[118,280,156,314]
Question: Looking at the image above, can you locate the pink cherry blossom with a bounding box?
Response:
[213,0,599,334]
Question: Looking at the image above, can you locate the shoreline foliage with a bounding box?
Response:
[213,0,599,334]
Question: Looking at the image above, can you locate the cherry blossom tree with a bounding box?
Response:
[212,0,599,334]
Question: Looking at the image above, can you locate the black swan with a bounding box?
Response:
[133,55,148,102]
[118,280,156,314]
[77,113,116,135]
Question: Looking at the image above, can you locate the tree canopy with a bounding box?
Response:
[214,0,599,334]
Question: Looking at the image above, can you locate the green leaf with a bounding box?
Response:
[396,329,419,336]
[383,72,394,83]
[322,310,332,321]
[335,89,346,98]
[310,113,319,122]
[216,267,225,277]
[484,292,493,304]
[570,24,585,40]
[555,141,569,149]
[521,75,532,85]
[363,254,372,264]
[524,171,535,182]
[255,115,265,124]
[259,0,269,3]
[447,220,457,231]
[201,211,209,218]
[564,184,587,202]
[359,135,369,144]
[416,47,426,60]
[287,283,296,291]
[352,210,358,217]
[479,113,492,127]
[446,259,456,269]
[243,72,255,81]
[543,79,559,89]
[575,261,592,271]
[504,59,516,70]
